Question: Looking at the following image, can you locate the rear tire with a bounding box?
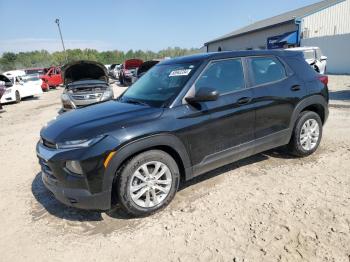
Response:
[15,91,21,103]
[115,150,180,217]
[287,111,322,157]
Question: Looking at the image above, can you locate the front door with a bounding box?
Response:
[180,58,255,175]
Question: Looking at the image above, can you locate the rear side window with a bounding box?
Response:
[195,58,245,95]
[248,57,286,86]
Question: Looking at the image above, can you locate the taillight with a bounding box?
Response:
[318,75,328,85]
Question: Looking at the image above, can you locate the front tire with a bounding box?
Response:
[115,150,180,217]
[15,91,21,103]
[287,111,323,157]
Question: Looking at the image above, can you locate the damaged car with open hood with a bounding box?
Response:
[61,60,114,111]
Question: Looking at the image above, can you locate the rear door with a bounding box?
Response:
[247,56,306,145]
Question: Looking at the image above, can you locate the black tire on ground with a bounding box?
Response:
[287,111,323,157]
[15,91,21,103]
[119,76,124,85]
[115,150,180,217]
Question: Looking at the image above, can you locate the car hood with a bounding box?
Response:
[41,100,163,143]
[62,60,108,85]
[124,59,144,69]
[0,74,12,84]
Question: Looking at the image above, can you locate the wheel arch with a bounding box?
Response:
[103,133,192,202]
[289,95,328,129]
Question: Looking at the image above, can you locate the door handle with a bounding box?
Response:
[291,85,301,91]
[237,97,251,105]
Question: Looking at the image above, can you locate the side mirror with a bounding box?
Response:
[185,87,219,104]
[320,55,327,61]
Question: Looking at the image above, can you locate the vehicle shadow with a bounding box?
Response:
[31,148,292,221]
[329,90,350,101]
[178,148,291,190]
[21,96,40,102]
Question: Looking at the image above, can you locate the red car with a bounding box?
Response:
[40,66,63,91]
[118,59,143,86]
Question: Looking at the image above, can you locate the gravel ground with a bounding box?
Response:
[0,77,349,262]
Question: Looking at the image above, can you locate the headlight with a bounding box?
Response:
[56,135,104,149]
[61,93,69,101]
[101,89,114,101]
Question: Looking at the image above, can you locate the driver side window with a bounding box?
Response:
[195,58,245,95]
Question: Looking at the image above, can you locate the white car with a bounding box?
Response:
[287,47,327,74]
[112,64,121,79]
[0,71,42,104]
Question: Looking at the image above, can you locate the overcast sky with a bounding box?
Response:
[0,0,320,53]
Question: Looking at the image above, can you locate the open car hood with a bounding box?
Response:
[62,60,108,85]
[0,74,12,85]
[124,59,143,69]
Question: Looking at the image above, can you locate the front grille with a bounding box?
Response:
[71,93,102,100]
[42,138,56,149]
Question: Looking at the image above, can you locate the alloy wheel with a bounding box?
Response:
[300,119,320,151]
[129,161,172,208]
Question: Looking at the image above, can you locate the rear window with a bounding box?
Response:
[248,57,286,86]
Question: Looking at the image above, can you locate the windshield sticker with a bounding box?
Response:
[169,69,191,77]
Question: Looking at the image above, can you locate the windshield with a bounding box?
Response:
[119,62,199,107]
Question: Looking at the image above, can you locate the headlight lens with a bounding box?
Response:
[61,93,69,101]
[56,135,104,149]
[66,160,83,175]
[101,88,114,101]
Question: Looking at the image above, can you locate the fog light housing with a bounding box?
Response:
[66,160,83,175]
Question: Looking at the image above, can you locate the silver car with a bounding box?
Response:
[61,61,114,111]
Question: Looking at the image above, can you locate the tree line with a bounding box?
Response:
[0,47,200,72]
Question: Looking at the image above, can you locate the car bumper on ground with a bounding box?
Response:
[41,82,49,91]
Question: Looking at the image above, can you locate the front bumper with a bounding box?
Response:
[42,171,111,210]
[36,139,117,210]
[0,91,15,104]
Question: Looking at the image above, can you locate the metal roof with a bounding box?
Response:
[205,0,344,45]
[160,50,302,65]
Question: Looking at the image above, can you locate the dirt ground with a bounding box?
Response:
[0,76,349,262]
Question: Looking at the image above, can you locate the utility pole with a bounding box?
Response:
[55,18,68,63]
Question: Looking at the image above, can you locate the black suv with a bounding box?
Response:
[37,51,329,217]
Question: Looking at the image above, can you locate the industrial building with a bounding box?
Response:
[204,0,350,73]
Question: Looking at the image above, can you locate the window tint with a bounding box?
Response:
[249,57,286,86]
[195,58,245,95]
